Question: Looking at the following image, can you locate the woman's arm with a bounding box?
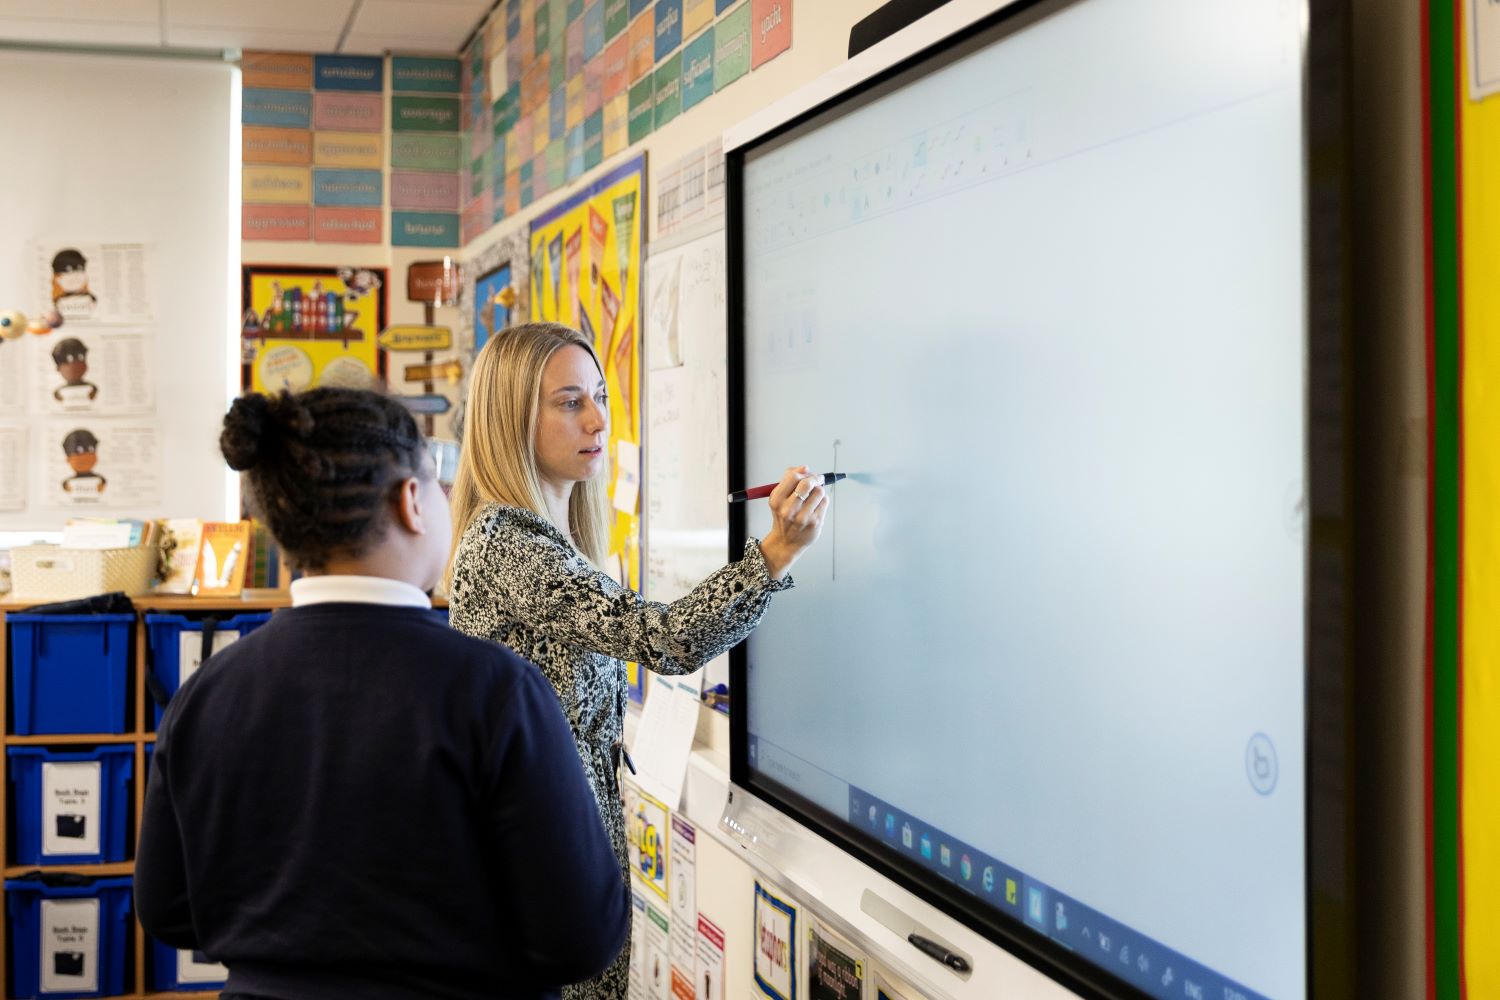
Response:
[454,510,791,676]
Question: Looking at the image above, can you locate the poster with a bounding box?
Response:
[35,243,151,326]
[870,968,927,1000]
[473,262,514,352]
[40,419,162,508]
[631,890,648,1000]
[529,154,646,696]
[628,780,671,902]
[0,425,25,511]
[669,815,698,993]
[646,899,673,1000]
[31,328,154,415]
[753,880,798,1000]
[0,336,24,415]
[806,920,864,1000]
[241,265,386,393]
[696,914,725,1000]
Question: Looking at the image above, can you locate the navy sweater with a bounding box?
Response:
[135,603,628,1000]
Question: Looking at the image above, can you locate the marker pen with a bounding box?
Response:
[727,472,846,504]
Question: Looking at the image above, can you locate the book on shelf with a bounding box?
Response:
[193,521,251,597]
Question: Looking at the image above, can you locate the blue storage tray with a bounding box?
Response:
[7,746,134,866]
[4,875,132,998]
[7,614,133,736]
[144,612,272,725]
[149,937,228,992]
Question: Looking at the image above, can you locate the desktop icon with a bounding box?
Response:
[1098,933,1112,955]
[1137,953,1149,974]
[1119,945,1130,966]
[960,854,973,881]
[902,822,913,848]
[886,813,896,838]
[1005,878,1018,906]
[868,804,878,825]
[939,844,951,868]
[1161,967,1174,989]
[920,834,933,860]
[981,866,995,893]
[1027,887,1044,924]
[1054,902,1068,932]
[1184,980,1205,1000]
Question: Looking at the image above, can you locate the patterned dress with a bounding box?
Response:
[448,502,793,1000]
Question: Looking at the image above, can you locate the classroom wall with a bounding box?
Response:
[0,50,239,530]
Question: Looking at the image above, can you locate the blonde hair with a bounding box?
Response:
[449,322,612,576]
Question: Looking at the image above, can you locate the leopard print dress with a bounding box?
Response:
[448,502,793,1000]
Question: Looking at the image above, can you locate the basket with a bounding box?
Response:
[9,544,158,600]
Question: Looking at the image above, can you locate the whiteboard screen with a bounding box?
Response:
[733,1,1309,998]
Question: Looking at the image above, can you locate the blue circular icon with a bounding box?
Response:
[1246,733,1278,795]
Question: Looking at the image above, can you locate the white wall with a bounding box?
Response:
[0,50,239,529]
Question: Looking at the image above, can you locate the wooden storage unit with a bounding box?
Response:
[0,592,444,999]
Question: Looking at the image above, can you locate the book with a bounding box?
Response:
[155,519,204,594]
[193,521,251,597]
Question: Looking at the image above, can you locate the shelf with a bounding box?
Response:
[5,732,142,745]
[3,861,134,878]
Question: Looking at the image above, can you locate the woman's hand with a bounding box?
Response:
[758,466,829,580]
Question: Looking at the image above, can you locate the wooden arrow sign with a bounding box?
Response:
[405,359,464,383]
[378,325,452,351]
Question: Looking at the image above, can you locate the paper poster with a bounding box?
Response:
[646,900,673,1000]
[0,425,25,510]
[754,880,798,1000]
[180,630,241,686]
[529,155,645,588]
[473,262,515,351]
[42,760,101,857]
[31,328,154,415]
[645,230,729,608]
[631,672,705,807]
[631,890,648,1000]
[806,921,864,1000]
[696,914,725,1000]
[242,265,386,393]
[669,816,698,981]
[36,243,152,326]
[0,338,24,415]
[870,967,928,1000]
[41,419,162,508]
[40,898,99,994]
[629,781,672,902]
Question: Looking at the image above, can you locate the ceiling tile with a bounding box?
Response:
[164,25,341,51]
[164,0,353,32]
[0,17,162,45]
[0,0,158,24]
[347,0,486,45]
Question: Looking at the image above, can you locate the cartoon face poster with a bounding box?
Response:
[43,420,162,508]
[35,243,153,326]
[29,329,155,415]
[241,265,387,393]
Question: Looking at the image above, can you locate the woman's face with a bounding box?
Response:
[535,344,609,489]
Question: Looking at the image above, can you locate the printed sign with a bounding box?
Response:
[40,899,99,993]
[42,761,101,857]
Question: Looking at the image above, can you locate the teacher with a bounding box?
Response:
[447,321,826,1000]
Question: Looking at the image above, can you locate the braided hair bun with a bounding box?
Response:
[220,388,425,570]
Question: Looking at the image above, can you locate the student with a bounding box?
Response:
[135,386,628,1000]
[446,322,827,1000]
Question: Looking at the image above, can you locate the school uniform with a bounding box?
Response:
[135,575,628,1000]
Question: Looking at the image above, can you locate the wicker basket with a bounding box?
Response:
[9,544,159,600]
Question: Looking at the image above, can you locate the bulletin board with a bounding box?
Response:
[528,154,646,588]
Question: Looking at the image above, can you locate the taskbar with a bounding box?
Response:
[845,785,1273,1000]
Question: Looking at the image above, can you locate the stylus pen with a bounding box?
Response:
[908,933,970,973]
[727,472,846,503]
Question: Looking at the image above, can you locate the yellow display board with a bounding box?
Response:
[528,157,644,578]
[528,156,645,699]
[241,265,386,394]
[1458,18,1499,995]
